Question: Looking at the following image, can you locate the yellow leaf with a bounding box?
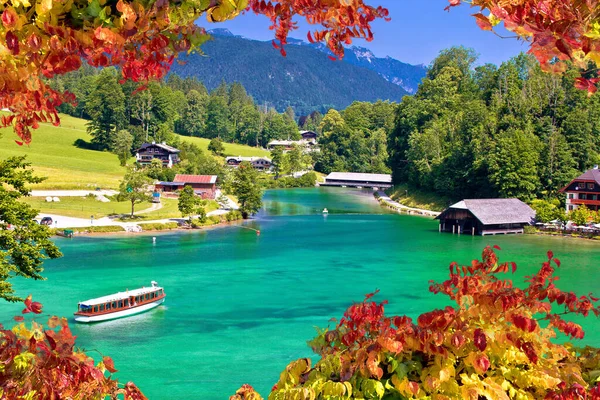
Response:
[13,352,35,372]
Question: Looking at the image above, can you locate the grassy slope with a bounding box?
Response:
[0,114,269,189]
[386,184,451,212]
[176,135,270,157]
[0,115,127,189]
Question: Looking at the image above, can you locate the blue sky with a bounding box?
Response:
[197,0,528,66]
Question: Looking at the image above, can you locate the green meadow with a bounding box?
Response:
[0,114,269,189]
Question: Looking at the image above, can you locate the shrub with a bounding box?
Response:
[233,247,600,399]
[64,225,125,233]
[138,222,178,231]
[1,297,145,399]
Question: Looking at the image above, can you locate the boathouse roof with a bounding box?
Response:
[173,174,217,184]
[325,172,392,184]
[437,199,535,225]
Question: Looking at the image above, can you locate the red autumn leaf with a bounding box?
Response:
[493,245,501,250]
[474,328,487,351]
[472,13,493,31]
[5,30,20,55]
[14,140,23,146]
[473,353,491,374]
[547,250,554,260]
[1,7,18,29]
[511,262,517,273]
[103,356,118,373]
[13,316,24,322]
[22,294,43,314]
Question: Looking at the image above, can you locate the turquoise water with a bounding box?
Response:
[1,187,599,399]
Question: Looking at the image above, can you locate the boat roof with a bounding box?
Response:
[78,285,163,307]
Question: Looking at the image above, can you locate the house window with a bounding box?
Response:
[580,194,587,200]
[568,193,574,199]
[588,183,595,189]
[591,194,597,201]
[569,205,574,210]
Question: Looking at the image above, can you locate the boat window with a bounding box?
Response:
[119,301,123,308]
[100,304,104,311]
[93,306,98,312]
[124,299,129,306]
[151,292,155,298]
[112,302,117,309]
[106,303,110,310]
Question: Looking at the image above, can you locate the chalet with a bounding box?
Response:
[322,172,393,189]
[560,166,600,211]
[225,156,272,171]
[300,130,318,141]
[154,174,217,199]
[136,142,180,168]
[436,199,535,236]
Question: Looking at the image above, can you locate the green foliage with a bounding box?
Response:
[112,129,134,166]
[208,138,226,156]
[270,146,285,179]
[85,68,126,151]
[64,225,126,233]
[117,167,152,217]
[0,157,62,302]
[232,162,263,218]
[530,199,561,223]
[137,222,179,231]
[315,101,394,175]
[569,205,592,226]
[178,185,205,222]
[261,172,317,189]
[388,49,600,203]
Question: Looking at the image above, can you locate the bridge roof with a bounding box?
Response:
[325,172,392,184]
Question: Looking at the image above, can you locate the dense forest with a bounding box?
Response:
[388,47,599,202]
[48,66,316,151]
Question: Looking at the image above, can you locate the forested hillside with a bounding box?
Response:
[48,66,313,151]
[169,33,409,115]
[388,47,599,202]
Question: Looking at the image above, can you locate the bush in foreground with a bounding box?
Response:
[232,247,600,399]
[0,298,145,399]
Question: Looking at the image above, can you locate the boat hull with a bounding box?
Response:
[74,298,165,323]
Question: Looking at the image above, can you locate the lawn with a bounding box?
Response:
[176,135,271,157]
[0,114,127,190]
[0,114,270,190]
[23,196,153,219]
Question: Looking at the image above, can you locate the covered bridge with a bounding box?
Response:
[322,172,392,189]
[436,199,535,236]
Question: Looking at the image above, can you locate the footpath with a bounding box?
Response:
[375,191,440,217]
[35,189,239,231]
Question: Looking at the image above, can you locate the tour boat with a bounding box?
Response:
[322,208,329,214]
[74,281,166,323]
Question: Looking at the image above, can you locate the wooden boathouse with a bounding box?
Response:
[436,199,535,236]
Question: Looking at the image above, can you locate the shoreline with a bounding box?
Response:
[57,219,248,238]
[374,191,440,217]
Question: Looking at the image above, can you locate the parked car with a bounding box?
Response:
[40,217,53,226]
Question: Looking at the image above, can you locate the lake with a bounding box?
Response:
[2,187,599,399]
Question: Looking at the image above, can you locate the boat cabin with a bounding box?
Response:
[75,287,165,316]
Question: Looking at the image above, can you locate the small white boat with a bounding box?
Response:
[74,281,166,323]
[322,208,329,214]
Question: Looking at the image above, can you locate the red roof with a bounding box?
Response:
[173,174,217,184]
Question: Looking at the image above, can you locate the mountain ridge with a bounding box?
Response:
[171,30,425,114]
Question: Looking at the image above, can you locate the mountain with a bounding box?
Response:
[170,30,418,115]
[286,38,427,94]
